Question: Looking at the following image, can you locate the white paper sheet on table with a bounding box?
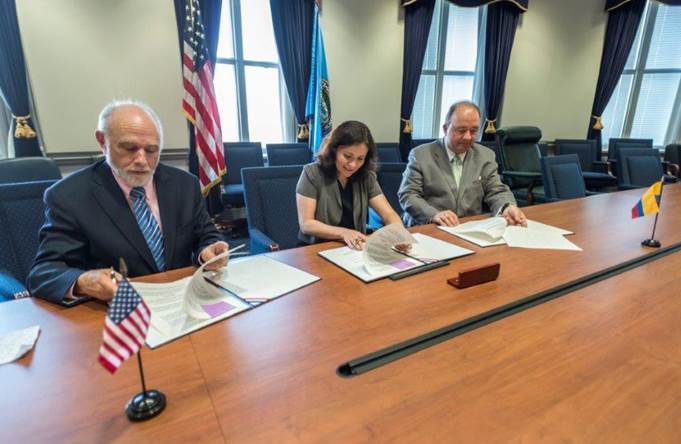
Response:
[319,233,473,282]
[438,217,574,248]
[503,226,582,250]
[0,325,40,365]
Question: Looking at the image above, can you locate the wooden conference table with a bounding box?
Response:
[2,184,681,443]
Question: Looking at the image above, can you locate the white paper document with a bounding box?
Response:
[438,217,576,249]
[206,255,321,303]
[319,232,473,282]
[0,325,40,365]
[503,226,582,250]
[133,251,319,349]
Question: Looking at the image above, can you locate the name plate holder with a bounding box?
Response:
[448,263,500,289]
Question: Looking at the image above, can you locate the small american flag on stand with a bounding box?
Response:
[181,0,226,195]
[98,280,151,374]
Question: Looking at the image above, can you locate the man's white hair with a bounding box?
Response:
[97,99,164,149]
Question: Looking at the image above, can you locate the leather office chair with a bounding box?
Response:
[607,138,653,162]
[615,147,667,189]
[368,162,407,229]
[540,154,588,201]
[222,142,264,208]
[266,143,311,166]
[376,143,402,164]
[663,144,681,177]
[496,126,546,206]
[241,165,303,254]
[554,139,616,190]
[0,180,56,302]
[0,157,62,184]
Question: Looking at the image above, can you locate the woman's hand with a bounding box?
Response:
[340,229,367,250]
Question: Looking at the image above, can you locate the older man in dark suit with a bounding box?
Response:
[398,101,527,227]
[28,100,228,305]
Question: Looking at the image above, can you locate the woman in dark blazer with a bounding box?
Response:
[296,120,402,249]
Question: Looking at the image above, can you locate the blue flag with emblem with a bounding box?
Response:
[305,2,331,154]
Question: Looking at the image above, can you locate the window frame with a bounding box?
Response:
[614,2,681,147]
[214,0,292,142]
[414,0,484,138]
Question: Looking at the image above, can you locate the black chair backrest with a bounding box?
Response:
[554,139,599,172]
[497,126,543,173]
[540,154,586,200]
[664,144,681,165]
[0,180,56,283]
[616,147,661,188]
[607,138,653,162]
[377,163,407,217]
[241,165,303,251]
[376,143,402,163]
[266,143,311,166]
[223,142,264,185]
[0,157,62,184]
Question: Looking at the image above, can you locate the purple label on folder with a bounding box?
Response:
[390,259,414,270]
[202,301,237,318]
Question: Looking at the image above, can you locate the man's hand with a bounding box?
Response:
[200,241,230,271]
[431,210,459,227]
[74,269,121,302]
[502,204,527,227]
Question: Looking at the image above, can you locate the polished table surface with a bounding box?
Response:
[2,184,681,442]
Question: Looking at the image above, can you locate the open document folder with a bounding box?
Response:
[132,251,320,349]
[437,217,581,250]
[318,224,473,282]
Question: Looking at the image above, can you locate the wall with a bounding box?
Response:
[320,0,404,143]
[16,0,187,153]
[502,0,607,140]
[16,0,608,153]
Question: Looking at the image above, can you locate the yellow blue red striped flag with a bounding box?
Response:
[631,180,662,219]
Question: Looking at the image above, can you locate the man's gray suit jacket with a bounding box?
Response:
[398,139,516,226]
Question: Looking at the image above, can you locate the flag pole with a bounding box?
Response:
[642,177,664,248]
[117,258,166,422]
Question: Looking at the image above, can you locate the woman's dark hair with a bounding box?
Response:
[316,120,378,178]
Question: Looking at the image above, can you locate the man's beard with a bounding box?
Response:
[107,155,156,188]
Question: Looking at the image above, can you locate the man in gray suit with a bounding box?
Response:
[398,101,526,227]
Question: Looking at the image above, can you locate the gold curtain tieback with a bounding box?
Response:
[297,122,310,140]
[484,119,497,134]
[591,115,604,130]
[401,118,412,134]
[13,114,37,139]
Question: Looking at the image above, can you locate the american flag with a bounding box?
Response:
[182,0,226,194]
[98,280,151,374]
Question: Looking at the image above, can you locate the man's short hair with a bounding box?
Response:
[97,99,164,149]
[443,101,481,126]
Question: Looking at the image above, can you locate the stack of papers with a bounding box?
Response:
[133,254,320,348]
[438,217,581,251]
[319,231,473,282]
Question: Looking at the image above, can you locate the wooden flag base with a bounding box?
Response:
[641,239,661,248]
[126,389,166,421]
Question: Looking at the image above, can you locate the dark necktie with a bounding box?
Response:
[130,187,165,272]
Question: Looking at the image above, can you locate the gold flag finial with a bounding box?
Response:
[13,114,37,138]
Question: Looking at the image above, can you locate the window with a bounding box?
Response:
[214,0,293,143]
[602,2,681,148]
[411,1,484,139]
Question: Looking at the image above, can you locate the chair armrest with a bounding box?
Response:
[585,190,601,196]
[501,171,542,179]
[248,228,279,255]
[591,161,610,174]
[0,271,30,301]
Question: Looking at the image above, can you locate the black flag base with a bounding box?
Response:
[641,238,661,248]
[125,389,166,421]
